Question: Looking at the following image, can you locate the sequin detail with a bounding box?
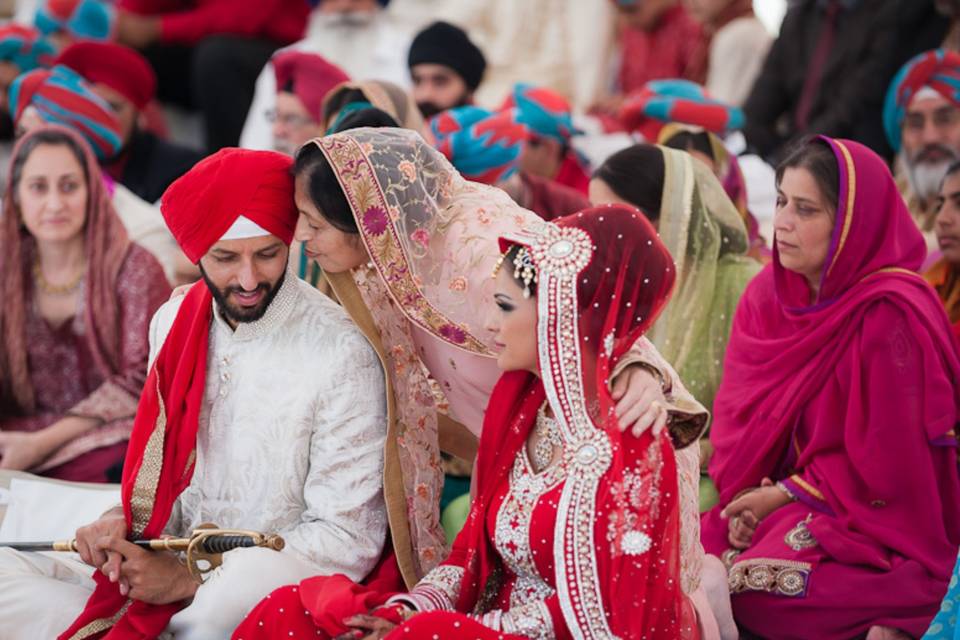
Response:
[728,558,811,597]
[784,515,818,551]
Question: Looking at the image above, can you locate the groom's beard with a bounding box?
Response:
[200,265,287,325]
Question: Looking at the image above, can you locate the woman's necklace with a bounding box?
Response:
[33,257,84,296]
[532,403,564,471]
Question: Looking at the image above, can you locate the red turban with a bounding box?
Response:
[273,51,349,123]
[56,40,156,110]
[161,148,297,263]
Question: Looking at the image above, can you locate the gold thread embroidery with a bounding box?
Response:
[826,140,856,278]
[67,600,132,640]
[130,377,168,537]
[728,558,812,597]
[314,135,489,354]
[784,515,818,551]
[789,474,825,501]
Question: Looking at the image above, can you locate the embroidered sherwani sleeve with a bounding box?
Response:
[280,330,389,581]
[612,336,709,449]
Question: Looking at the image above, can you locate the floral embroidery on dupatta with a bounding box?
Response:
[315,134,488,354]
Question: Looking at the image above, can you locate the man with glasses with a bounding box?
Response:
[268,51,349,156]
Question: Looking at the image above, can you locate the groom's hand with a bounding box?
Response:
[75,507,126,570]
[96,537,199,605]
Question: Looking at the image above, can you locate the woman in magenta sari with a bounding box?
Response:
[701,136,960,639]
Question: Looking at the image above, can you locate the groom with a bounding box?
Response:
[0,148,390,639]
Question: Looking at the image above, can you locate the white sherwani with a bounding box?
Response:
[0,273,389,640]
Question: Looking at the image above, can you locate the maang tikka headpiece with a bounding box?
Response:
[512,246,538,298]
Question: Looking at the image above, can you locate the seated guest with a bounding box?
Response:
[685,0,772,107]
[613,0,705,94]
[619,79,744,143]
[9,64,188,282]
[702,137,960,640]
[925,159,960,340]
[235,206,703,640]
[264,51,349,156]
[110,0,309,150]
[884,49,960,255]
[659,124,769,261]
[0,125,170,482]
[430,105,589,219]
[321,79,427,135]
[239,0,407,150]
[0,147,392,639]
[0,25,54,130]
[508,83,591,194]
[408,21,486,119]
[591,143,760,416]
[56,40,203,204]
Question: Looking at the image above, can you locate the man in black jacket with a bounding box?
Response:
[57,41,203,203]
[743,0,949,163]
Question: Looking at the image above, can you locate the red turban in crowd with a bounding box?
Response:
[9,64,122,159]
[161,148,298,263]
[56,40,156,110]
[273,51,349,123]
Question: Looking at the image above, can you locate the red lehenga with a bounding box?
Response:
[235,206,700,639]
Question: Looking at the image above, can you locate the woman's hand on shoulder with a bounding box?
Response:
[612,365,668,438]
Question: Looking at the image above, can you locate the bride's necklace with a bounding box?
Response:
[33,257,84,296]
[532,404,564,471]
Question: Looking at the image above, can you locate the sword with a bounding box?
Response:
[1,527,285,582]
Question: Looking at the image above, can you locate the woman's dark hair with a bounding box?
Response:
[775,137,840,215]
[293,142,358,234]
[592,144,665,222]
[10,128,90,206]
[331,107,400,133]
[321,88,368,125]
[662,130,714,162]
[502,244,538,297]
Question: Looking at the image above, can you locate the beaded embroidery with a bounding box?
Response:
[728,558,811,597]
[784,514,818,551]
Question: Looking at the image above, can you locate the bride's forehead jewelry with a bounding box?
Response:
[512,246,538,299]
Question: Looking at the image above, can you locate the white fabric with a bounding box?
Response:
[912,85,944,104]
[218,215,270,241]
[0,477,118,543]
[706,16,773,107]
[239,11,411,151]
[150,272,389,575]
[112,182,181,283]
[0,273,389,639]
[0,546,317,640]
[436,0,616,111]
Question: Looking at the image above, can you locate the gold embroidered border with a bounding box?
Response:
[130,377,168,537]
[789,474,825,502]
[728,558,812,598]
[312,135,488,354]
[66,600,131,640]
[826,139,856,278]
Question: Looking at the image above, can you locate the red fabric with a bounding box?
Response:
[450,207,693,637]
[618,5,706,94]
[57,41,156,109]
[59,279,212,639]
[519,171,590,221]
[160,147,297,263]
[702,138,960,637]
[0,125,132,415]
[383,611,526,639]
[120,0,308,45]
[552,153,590,195]
[273,51,349,124]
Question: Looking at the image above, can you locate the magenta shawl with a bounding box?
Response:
[705,137,960,582]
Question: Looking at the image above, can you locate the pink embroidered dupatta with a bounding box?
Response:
[307,129,544,581]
